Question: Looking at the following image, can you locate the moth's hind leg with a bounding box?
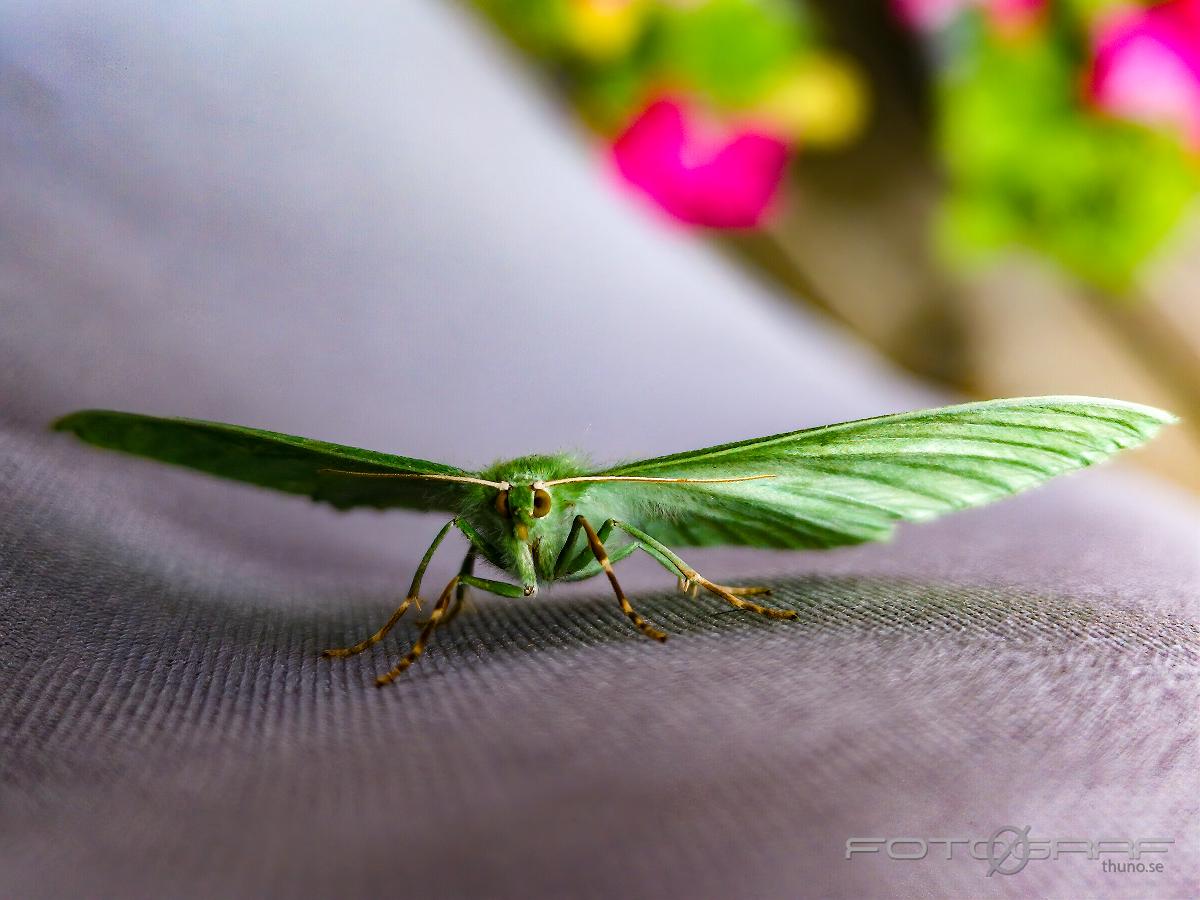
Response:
[617,522,794,621]
[693,576,792,619]
[679,577,771,598]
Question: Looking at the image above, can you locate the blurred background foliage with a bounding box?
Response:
[469,0,1200,489]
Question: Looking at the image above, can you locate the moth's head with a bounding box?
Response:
[493,481,554,542]
[490,480,560,593]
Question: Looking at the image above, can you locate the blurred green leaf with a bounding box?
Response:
[472,0,569,55]
[939,21,1200,294]
[573,54,652,130]
[658,0,813,108]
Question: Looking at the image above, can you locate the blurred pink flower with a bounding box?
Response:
[1090,0,1200,150]
[610,98,790,228]
[891,0,1045,34]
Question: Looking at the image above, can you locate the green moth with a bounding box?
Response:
[54,396,1175,685]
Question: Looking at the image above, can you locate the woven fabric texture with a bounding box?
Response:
[2,2,1198,898]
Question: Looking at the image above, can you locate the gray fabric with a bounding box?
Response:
[2,2,1198,898]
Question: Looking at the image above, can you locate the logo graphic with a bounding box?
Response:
[984,825,1033,877]
[845,828,1173,877]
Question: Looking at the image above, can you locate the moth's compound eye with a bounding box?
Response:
[532,488,552,518]
[495,490,510,518]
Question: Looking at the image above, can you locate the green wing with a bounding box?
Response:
[584,397,1176,550]
[53,410,475,512]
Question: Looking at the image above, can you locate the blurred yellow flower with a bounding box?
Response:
[751,55,868,147]
[565,0,648,61]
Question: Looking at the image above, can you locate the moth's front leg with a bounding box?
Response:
[414,546,475,627]
[553,514,614,578]
[413,518,505,626]
[443,547,477,626]
[574,516,668,643]
[554,518,638,582]
[321,517,458,659]
[375,572,526,686]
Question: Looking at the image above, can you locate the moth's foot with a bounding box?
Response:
[321,636,381,659]
[639,621,669,643]
[631,616,669,643]
[618,595,669,642]
[742,603,797,620]
[375,631,434,686]
[710,583,772,597]
[376,584,462,685]
[679,575,770,599]
[716,589,795,620]
[375,669,406,687]
[374,645,421,686]
[320,597,415,660]
[686,573,794,620]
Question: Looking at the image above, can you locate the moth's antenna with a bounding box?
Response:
[319,469,509,489]
[540,474,776,487]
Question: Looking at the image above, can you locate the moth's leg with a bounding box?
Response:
[554,516,615,578]
[441,547,477,627]
[613,521,793,621]
[555,518,642,581]
[321,518,456,659]
[667,551,770,597]
[683,580,770,598]
[610,525,770,599]
[454,518,509,571]
[375,572,525,686]
[557,540,638,581]
[586,526,735,596]
[414,545,477,627]
[414,519,505,627]
[576,516,668,643]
